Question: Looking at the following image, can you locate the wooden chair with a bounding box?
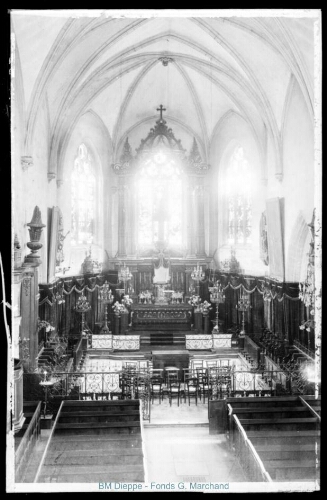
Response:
[134,376,150,399]
[94,392,110,400]
[79,392,94,400]
[198,374,212,403]
[150,377,164,404]
[184,377,199,405]
[168,377,182,406]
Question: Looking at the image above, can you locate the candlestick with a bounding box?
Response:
[209,280,225,333]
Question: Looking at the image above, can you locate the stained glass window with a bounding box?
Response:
[71,144,96,246]
[137,148,183,249]
[226,146,252,245]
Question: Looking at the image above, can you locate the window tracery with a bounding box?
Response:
[71,144,96,247]
[226,146,252,246]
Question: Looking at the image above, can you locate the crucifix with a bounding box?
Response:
[157,104,166,121]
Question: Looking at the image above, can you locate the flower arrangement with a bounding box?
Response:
[37,320,55,333]
[299,309,315,332]
[122,295,133,307]
[172,291,183,299]
[188,295,202,308]
[75,294,91,313]
[199,300,212,313]
[112,302,127,315]
[139,290,153,303]
[299,282,315,308]
[54,291,65,305]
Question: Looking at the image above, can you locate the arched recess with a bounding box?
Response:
[286,211,310,283]
[57,110,114,275]
[12,41,29,251]
[281,75,314,262]
[208,110,266,275]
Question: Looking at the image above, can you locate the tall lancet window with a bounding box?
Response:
[226,146,252,246]
[137,149,183,249]
[71,144,96,246]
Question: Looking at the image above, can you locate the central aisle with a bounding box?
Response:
[143,426,246,484]
[143,398,246,484]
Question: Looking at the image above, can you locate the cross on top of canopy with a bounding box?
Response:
[112,105,209,175]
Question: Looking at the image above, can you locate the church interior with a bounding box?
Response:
[9,10,321,491]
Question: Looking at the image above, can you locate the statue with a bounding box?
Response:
[153,244,170,284]
[153,243,171,304]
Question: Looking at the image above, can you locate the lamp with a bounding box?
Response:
[118,262,133,294]
[191,262,205,295]
[75,292,92,338]
[39,367,55,418]
[236,289,252,336]
[99,281,114,334]
[209,280,225,333]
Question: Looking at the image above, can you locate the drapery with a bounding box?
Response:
[38,269,304,348]
[38,272,120,341]
[200,271,301,340]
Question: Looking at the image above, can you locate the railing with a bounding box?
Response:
[232,414,273,482]
[244,336,261,367]
[23,370,151,421]
[208,369,294,399]
[139,399,149,483]
[293,340,315,360]
[15,401,42,482]
[34,400,64,483]
[299,396,321,422]
[73,337,86,371]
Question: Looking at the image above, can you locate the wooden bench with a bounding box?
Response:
[60,400,140,412]
[58,410,140,424]
[254,443,319,461]
[227,396,301,408]
[246,430,320,446]
[232,406,313,420]
[263,459,319,481]
[239,417,318,432]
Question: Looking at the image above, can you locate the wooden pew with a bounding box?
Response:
[227,395,320,482]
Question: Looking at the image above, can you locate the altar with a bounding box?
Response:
[131,304,192,331]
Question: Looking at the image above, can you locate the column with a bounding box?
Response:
[21,266,40,372]
[186,177,196,257]
[13,361,25,432]
[117,178,127,257]
[195,176,206,257]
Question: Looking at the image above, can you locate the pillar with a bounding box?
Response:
[186,177,196,257]
[117,179,127,257]
[195,178,206,257]
[21,266,40,372]
[13,361,25,432]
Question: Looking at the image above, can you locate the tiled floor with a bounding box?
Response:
[143,426,246,483]
[149,394,209,424]
[144,396,246,483]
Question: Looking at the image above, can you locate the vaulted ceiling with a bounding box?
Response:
[11,11,315,166]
